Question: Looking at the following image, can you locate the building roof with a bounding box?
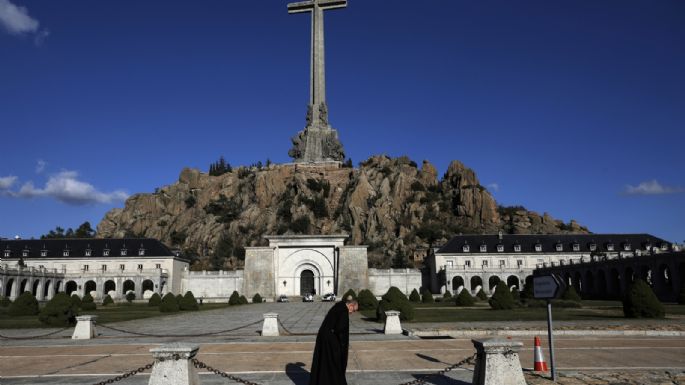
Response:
[437,233,670,254]
[0,238,176,259]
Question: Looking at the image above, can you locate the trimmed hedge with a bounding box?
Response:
[39,292,77,326]
[70,294,82,309]
[342,289,357,302]
[81,293,97,311]
[562,286,582,302]
[160,293,180,313]
[102,295,114,306]
[511,287,521,302]
[376,286,414,321]
[229,291,241,305]
[0,296,11,307]
[623,279,665,318]
[148,293,162,307]
[357,289,378,310]
[489,282,515,310]
[252,293,263,304]
[409,289,421,303]
[180,291,199,311]
[239,295,248,305]
[9,292,39,316]
[421,289,434,304]
[476,289,487,301]
[454,289,475,306]
[125,292,136,303]
[443,290,453,300]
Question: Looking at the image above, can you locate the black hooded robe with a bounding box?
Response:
[308,301,350,385]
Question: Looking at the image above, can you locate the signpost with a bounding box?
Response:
[533,274,565,381]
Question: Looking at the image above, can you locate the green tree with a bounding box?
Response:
[179,291,199,311]
[70,294,82,309]
[0,296,11,307]
[443,290,453,300]
[409,289,421,302]
[376,287,414,321]
[421,288,434,304]
[39,293,78,326]
[239,295,248,305]
[160,293,180,313]
[125,292,136,303]
[455,289,475,306]
[102,295,114,306]
[148,293,162,307]
[623,279,665,318]
[252,293,263,304]
[476,289,488,301]
[74,221,96,238]
[229,291,241,305]
[489,282,515,310]
[9,292,39,316]
[81,293,96,311]
[357,289,378,310]
[392,248,409,269]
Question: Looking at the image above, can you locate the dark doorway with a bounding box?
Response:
[300,270,314,296]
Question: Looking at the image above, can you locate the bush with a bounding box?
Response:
[679,285,685,305]
[454,289,475,306]
[148,293,162,307]
[421,289,434,304]
[409,289,421,303]
[511,287,521,302]
[252,293,263,303]
[70,294,82,309]
[81,293,97,311]
[489,282,515,310]
[562,286,582,302]
[443,290,452,300]
[229,291,241,305]
[520,283,534,300]
[179,291,199,311]
[175,294,183,304]
[39,293,77,326]
[160,293,180,313]
[342,289,357,301]
[476,289,488,301]
[623,279,665,318]
[125,292,136,303]
[102,295,114,306]
[357,289,378,310]
[377,286,414,321]
[9,292,39,316]
[239,295,248,305]
[0,296,11,307]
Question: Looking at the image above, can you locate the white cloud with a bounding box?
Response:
[624,180,685,195]
[487,183,499,192]
[0,175,18,190]
[35,159,46,174]
[0,0,39,35]
[14,170,129,205]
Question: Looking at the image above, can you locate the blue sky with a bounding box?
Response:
[1,0,683,243]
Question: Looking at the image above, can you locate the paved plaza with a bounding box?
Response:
[2,302,685,384]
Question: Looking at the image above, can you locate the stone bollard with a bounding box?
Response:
[72,315,97,339]
[471,337,526,385]
[262,313,279,336]
[384,310,402,335]
[149,343,200,385]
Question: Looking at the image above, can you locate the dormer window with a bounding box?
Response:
[589,243,597,251]
[103,249,110,257]
[555,243,563,252]
[462,244,470,253]
[138,249,145,256]
[607,243,615,251]
[497,244,504,252]
[660,243,668,251]
[121,249,127,256]
[63,250,70,257]
[623,243,631,251]
[572,243,580,252]
[22,250,29,257]
[535,243,542,252]
[3,250,10,257]
[40,250,47,257]
[514,244,521,252]
[85,249,92,257]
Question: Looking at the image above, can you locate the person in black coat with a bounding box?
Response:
[308,297,358,385]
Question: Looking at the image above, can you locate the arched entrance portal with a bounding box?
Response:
[300,270,315,296]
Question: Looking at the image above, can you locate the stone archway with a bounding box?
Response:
[507,275,520,290]
[84,280,96,297]
[452,276,465,293]
[32,280,40,296]
[65,281,77,295]
[20,279,28,293]
[300,269,315,296]
[488,276,501,291]
[470,276,483,293]
[43,280,52,300]
[5,279,14,297]
[104,280,116,298]
[123,280,135,295]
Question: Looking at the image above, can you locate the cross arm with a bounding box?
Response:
[288,0,347,14]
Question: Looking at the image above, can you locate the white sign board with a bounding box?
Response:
[533,275,563,299]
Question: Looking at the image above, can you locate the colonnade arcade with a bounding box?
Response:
[0,266,65,301]
[445,270,532,295]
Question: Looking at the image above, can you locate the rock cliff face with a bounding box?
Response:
[97,155,588,269]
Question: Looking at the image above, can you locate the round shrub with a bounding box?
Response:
[180,291,199,311]
[489,282,515,310]
[679,285,685,305]
[476,289,488,301]
[455,289,475,306]
[239,295,248,305]
[102,295,114,306]
[81,293,97,311]
[0,296,11,307]
[409,289,421,303]
[148,292,162,307]
[70,294,82,309]
[342,289,357,301]
[252,293,263,303]
[376,286,414,321]
[175,294,183,304]
[520,283,534,300]
[125,292,136,303]
[357,289,378,310]
[511,287,521,302]
[9,292,39,316]
[229,291,241,305]
[562,286,582,302]
[39,292,77,326]
[160,293,180,313]
[421,289,434,304]
[443,290,452,300]
[623,279,665,318]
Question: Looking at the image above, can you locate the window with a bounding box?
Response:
[499,260,506,267]
[38,265,44,269]
[514,244,521,252]
[480,244,487,253]
[517,259,523,267]
[555,243,563,252]
[83,264,89,271]
[535,244,542,252]
[63,250,70,257]
[85,249,92,257]
[623,243,631,251]
[572,243,580,252]
[137,264,143,270]
[497,244,504,252]
[121,249,127,256]
[101,264,107,271]
[462,245,470,253]
[660,243,668,251]
[482,260,488,267]
[103,249,110,257]
[3,250,9,257]
[465,260,471,268]
[446,260,453,268]
[589,243,597,251]
[139,249,145,256]
[120,264,125,270]
[41,250,47,257]
[607,243,615,251]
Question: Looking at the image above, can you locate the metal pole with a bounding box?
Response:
[546,299,556,381]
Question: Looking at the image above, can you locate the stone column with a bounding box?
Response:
[72,315,98,340]
[262,313,279,336]
[384,310,402,335]
[149,343,200,385]
[10,277,19,300]
[471,338,525,385]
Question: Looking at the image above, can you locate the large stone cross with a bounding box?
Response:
[288,0,347,130]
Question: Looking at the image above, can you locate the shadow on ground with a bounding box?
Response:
[286,362,310,385]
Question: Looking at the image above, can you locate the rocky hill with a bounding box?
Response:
[97,155,588,269]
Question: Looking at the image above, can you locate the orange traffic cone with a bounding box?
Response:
[533,336,549,371]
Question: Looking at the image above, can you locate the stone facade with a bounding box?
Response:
[368,268,422,296]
